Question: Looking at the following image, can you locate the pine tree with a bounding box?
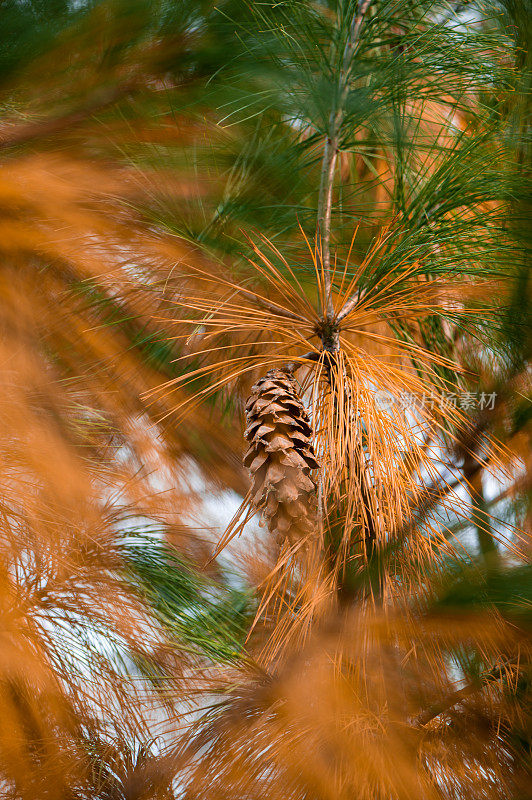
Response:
[0,0,531,798]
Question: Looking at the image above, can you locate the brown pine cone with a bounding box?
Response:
[244,369,319,543]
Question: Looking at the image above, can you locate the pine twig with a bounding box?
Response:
[414,662,512,727]
[336,286,368,322]
[317,0,372,325]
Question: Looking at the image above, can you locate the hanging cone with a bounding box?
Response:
[244,369,319,543]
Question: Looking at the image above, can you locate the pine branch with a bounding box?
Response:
[317,0,372,326]
[414,662,512,727]
[336,286,368,322]
[463,454,499,564]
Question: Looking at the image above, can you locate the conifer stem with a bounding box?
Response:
[318,136,338,320]
[463,456,499,566]
[415,662,512,727]
[317,0,371,326]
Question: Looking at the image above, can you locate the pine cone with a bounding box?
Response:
[244,369,319,542]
